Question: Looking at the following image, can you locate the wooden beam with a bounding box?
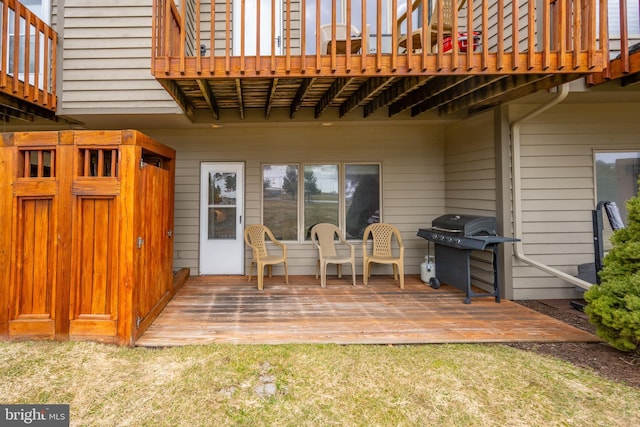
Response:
[446,74,581,116]
[290,78,316,119]
[314,77,353,119]
[0,106,35,122]
[407,76,506,117]
[235,79,244,119]
[196,79,220,120]
[265,78,279,119]
[621,72,640,86]
[339,77,395,118]
[157,79,195,122]
[363,77,429,118]
[390,76,469,117]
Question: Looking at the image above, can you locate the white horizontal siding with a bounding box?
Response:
[59,0,178,114]
[139,123,444,277]
[511,102,640,300]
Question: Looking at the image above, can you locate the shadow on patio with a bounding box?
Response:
[136,275,598,346]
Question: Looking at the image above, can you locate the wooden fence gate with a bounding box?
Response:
[0,130,176,345]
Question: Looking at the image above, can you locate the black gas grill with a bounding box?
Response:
[417,214,519,304]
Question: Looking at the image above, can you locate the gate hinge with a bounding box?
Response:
[137,236,144,248]
[167,229,173,237]
[139,158,146,169]
[136,316,143,328]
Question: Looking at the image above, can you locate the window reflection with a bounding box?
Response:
[345,164,380,239]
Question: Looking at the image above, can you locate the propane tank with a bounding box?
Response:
[420,255,435,284]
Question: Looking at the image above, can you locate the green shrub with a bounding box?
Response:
[584,197,640,352]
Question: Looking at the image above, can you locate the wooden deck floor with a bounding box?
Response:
[136,275,599,347]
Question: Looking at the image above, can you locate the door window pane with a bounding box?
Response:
[304,164,339,239]
[208,172,237,239]
[263,164,299,240]
[345,164,380,239]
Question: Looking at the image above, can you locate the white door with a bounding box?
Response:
[200,162,244,274]
[232,0,283,55]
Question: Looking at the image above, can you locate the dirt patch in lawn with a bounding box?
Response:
[509,299,640,389]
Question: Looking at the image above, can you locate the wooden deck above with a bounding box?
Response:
[0,0,57,122]
[152,0,607,121]
[136,275,599,346]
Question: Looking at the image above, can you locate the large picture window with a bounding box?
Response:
[263,164,299,240]
[304,164,339,239]
[262,163,381,241]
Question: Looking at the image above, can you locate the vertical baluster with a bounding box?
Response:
[619,0,629,73]
[558,0,566,70]
[421,0,428,71]
[573,0,582,69]
[451,0,459,72]
[481,0,489,70]
[210,0,215,73]
[256,0,261,73]
[361,0,367,72]
[286,0,291,73]
[587,0,596,69]
[528,0,535,70]
[497,0,504,70]
[180,0,186,74]
[34,21,41,103]
[391,0,397,71]
[315,0,321,72]
[346,0,352,72]
[376,0,382,71]
[301,0,307,72]
[511,0,519,70]
[225,0,230,73]
[542,0,550,70]
[240,0,245,73]
[196,0,201,74]
[405,0,413,71]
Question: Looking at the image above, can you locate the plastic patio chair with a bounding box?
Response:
[244,224,289,290]
[398,0,467,53]
[310,223,357,287]
[362,223,405,289]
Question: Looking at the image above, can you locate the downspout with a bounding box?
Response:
[511,83,593,291]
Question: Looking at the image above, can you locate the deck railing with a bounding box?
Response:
[152,0,606,77]
[0,0,57,114]
[588,0,640,85]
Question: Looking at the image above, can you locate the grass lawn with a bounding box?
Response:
[1,341,639,426]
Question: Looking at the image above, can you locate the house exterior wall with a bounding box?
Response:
[509,101,640,300]
[139,123,445,277]
[55,0,180,115]
[444,111,496,216]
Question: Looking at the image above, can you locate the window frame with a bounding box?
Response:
[261,161,382,242]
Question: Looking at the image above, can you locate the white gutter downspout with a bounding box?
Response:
[511,83,593,291]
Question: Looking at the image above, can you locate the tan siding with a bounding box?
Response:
[140,124,444,277]
[60,0,179,114]
[444,111,496,217]
[511,102,640,299]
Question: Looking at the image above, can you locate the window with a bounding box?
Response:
[263,164,299,240]
[262,163,381,241]
[345,163,381,239]
[304,164,339,239]
[595,152,640,224]
[595,152,640,250]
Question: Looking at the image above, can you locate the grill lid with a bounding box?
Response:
[431,214,497,236]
